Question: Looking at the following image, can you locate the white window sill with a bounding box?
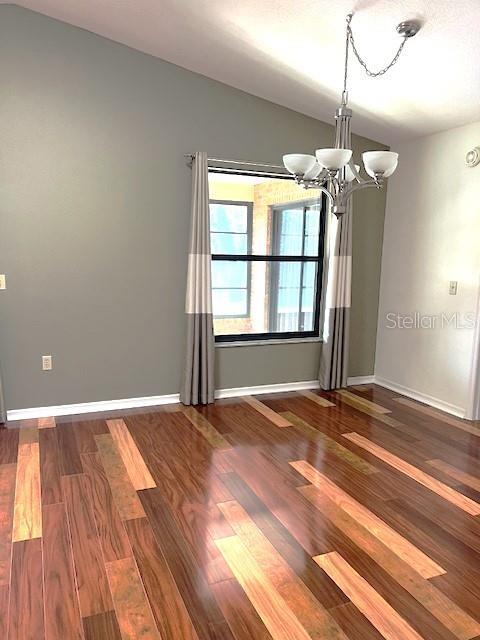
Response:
[215,337,322,348]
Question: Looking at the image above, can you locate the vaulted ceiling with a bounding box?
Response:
[6,0,480,144]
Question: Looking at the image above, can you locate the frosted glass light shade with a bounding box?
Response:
[303,161,323,180]
[283,153,316,176]
[315,148,352,170]
[362,151,399,178]
[344,164,361,183]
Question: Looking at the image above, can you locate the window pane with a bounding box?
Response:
[211,258,319,336]
[212,289,247,317]
[212,261,247,288]
[302,312,314,331]
[277,208,303,255]
[301,287,315,312]
[273,202,322,257]
[280,208,303,234]
[210,204,248,233]
[278,288,300,313]
[302,262,316,288]
[278,262,301,287]
[211,232,248,255]
[305,207,320,235]
[278,233,303,255]
[304,234,319,256]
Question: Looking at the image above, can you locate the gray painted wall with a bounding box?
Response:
[0,6,387,410]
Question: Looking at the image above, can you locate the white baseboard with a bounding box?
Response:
[6,379,320,421]
[374,376,466,419]
[8,375,465,421]
[347,375,375,386]
[215,379,319,399]
[7,393,181,421]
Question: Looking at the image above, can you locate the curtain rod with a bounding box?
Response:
[184,153,285,170]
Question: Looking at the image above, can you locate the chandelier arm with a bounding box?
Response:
[338,178,382,206]
[347,158,364,184]
[316,185,335,207]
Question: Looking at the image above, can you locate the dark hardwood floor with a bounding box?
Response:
[1,384,480,639]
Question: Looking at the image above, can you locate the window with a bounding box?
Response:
[269,201,322,333]
[210,200,252,318]
[209,171,325,342]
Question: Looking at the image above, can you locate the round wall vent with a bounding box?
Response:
[466,146,480,168]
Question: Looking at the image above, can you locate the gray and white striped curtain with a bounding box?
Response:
[319,113,353,390]
[0,370,5,423]
[180,152,215,405]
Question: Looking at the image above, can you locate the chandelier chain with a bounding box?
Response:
[346,16,408,78]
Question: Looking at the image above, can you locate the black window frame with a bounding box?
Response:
[210,171,326,343]
[210,199,253,320]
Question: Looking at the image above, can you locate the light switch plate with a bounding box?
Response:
[42,355,53,371]
[449,281,458,295]
[0,275,5,290]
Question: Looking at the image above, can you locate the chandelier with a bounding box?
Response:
[283,14,420,216]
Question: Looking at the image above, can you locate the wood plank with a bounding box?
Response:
[0,584,8,639]
[394,397,480,436]
[301,484,480,640]
[243,396,293,427]
[335,391,403,427]
[95,433,145,520]
[215,535,312,640]
[39,427,63,505]
[428,459,480,493]
[0,463,16,585]
[337,389,391,414]
[314,551,424,640]
[62,473,113,617]
[38,416,56,429]
[211,578,273,640]
[57,423,83,475]
[81,452,132,562]
[18,426,39,444]
[12,438,41,542]
[43,502,83,640]
[83,611,122,640]
[290,460,446,578]
[218,499,348,639]
[106,419,156,490]
[8,538,45,640]
[125,517,199,640]
[299,389,336,407]
[0,429,19,465]
[330,602,385,640]
[343,432,480,516]
[71,420,98,454]
[139,488,234,640]
[281,411,377,474]
[105,555,161,640]
[180,406,231,449]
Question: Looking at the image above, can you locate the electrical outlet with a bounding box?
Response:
[42,355,53,371]
[449,281,458,296]
[0,275,5,290]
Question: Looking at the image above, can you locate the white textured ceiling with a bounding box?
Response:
[7,0,480,144]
